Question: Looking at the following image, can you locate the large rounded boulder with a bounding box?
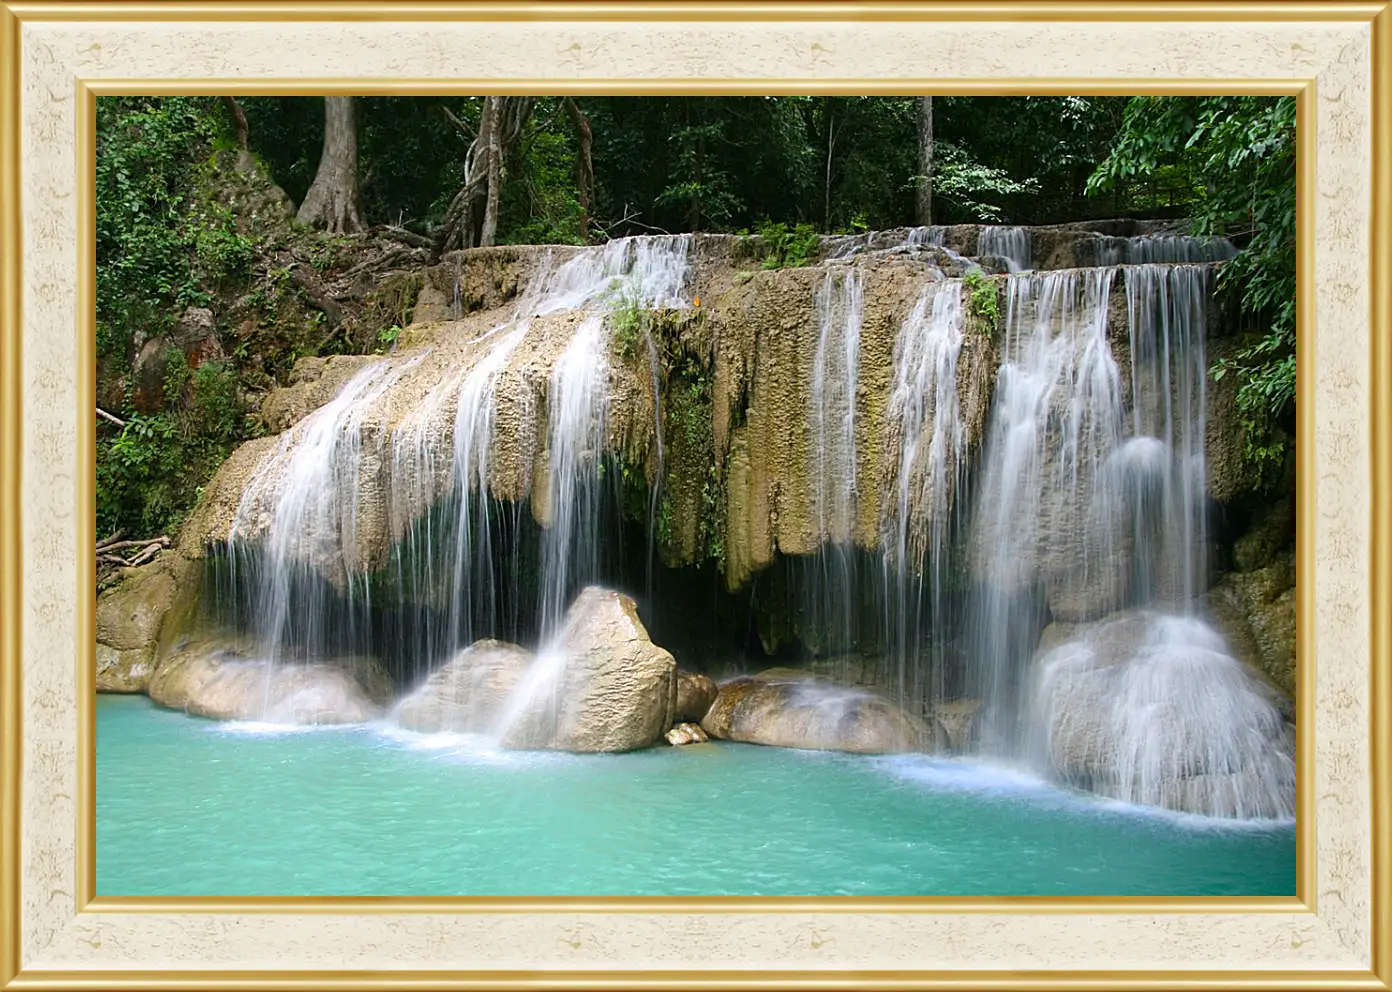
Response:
[701,668,929,754]
[393,639,532,733]
[498,587,677,753]
[147,640,393,725]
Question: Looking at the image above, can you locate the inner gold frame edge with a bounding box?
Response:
[72,75,1317,917]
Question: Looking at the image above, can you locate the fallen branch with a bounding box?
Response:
[97,407,127,428]
[373,225,434,250]
[96,528,126,550]
[127,543,165,567]
[95,536,169,555]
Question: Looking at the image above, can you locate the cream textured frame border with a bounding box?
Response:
[0,3,1387,988]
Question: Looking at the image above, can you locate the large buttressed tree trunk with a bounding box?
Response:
[297,97,364,234]
[916,96,934,226]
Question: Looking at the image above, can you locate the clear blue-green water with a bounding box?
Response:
[97,694,1295,897]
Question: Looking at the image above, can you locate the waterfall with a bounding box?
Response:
[1092,234,1237,266]
[881,280,967,707]
[810,268,864,544]
[1119,263,1211,605]
[964,267,1123,754]
[978,226,1031,272]
[905,226,946,248]
[804,267,866,661]
[229,355,423,667]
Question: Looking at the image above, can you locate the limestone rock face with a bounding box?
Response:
[1032,610,1294,819]
[674,670,719,724]
[393,639,532,733]
[96,555,204,694]
[500,587,677,753]
[97,645,156,693]
[1197,551,1296,702]
[147,640,393,724]
[96,565,180,652]
[701,669,929,754]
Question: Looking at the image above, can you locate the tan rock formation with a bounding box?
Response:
[393,639,532,733]
[500,587,677,753]
[701,669,929,754]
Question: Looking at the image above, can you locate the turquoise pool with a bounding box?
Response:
[96,694,1296,897]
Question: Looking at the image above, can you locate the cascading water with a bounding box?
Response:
[954,258,1293,818]
[1092,233,1237,266]
[978,226,1031,272]
[229,355,423,667]
[881,280,967,707]
[804,266,866,662]
[964,267,1123,754]
[221,235,693,726]
[205,221,1292,819]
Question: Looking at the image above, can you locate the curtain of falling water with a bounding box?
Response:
[805,266,865,673]
[963,267,1121,756]
[880,280,967,712]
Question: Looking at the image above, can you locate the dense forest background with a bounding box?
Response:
[95,95,1295,545]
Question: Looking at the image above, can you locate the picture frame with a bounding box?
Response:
[1,1,1387,987]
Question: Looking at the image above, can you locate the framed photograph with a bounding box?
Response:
[1,1,1388,987]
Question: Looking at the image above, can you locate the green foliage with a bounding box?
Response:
[96,97,249,365]
[1090,96,1296,477]
[97,359,247,537]
[918,143,1041,223]
[963,270,1000,334]
[375,324,403,352]
[499,102,587,245]
[609,291,647,360]
[756,221,820,269]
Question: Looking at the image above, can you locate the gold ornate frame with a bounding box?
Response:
[0,2,1387,988]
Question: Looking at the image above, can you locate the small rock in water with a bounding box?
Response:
[665,722,709,746]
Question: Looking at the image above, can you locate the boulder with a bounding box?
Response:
[1032,610,1294,819]
[499,587,677,753]
[674,670,718,723]
[666,722,709,746]
[147,640,393,724]
[96,644,155,693]
[96,564,180,652]
[930,698,982,754]
[393,639,532,733]
[701,669,929,754]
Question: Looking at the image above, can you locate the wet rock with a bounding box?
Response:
[701,669,929,754]
[930,697,982,753]
[500,587,677,753]
[393,639,532,733]
[666,722,709,746]
[147,640,393,724]
[674,670,718,723]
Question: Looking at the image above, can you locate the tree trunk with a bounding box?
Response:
[296,97,363,234]
[221,97,249,150]
[480,97,502,247]
[916,96,934,226]
[824,101,836,229]
[562,98,593,240]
